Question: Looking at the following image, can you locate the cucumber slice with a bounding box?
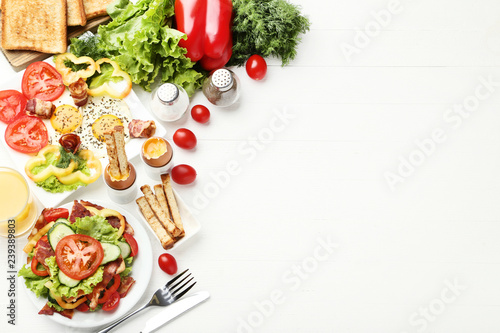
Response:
[55,218,70,224]
[58,270,80,287]
[101,243,121,265]
[48,222,75,250]
[118,241,131,259]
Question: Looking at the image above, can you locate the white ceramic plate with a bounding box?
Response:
[0,60,166,208]
[136,188,201,250]
[20,200,153,328]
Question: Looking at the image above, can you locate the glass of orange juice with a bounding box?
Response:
[0,167,38,237]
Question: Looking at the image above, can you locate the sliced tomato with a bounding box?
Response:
[55,234,104,280]
[5,116,48,154]
[0,90,27,124]
[123,233,138,257]
[31,258,49,276]
[76,302,90,312]
[102,291,120,311]
[98,274,121,304]
[22,62,65,101]
[43,208,69,223]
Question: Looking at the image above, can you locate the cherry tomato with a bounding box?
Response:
[5,115,48,154]
[76,302,90,312]
[22,62,65,101]
[123,233,139,257]
[31,258,49,276]
[171,164,196,185]
[158,253,178,275]
[191,105,210,124]
[173,128,197,149]
[102,291,120,311]
[246,55,267,80]
[0,90,27,124]
[55,234,104,280]
[43,208,69,223]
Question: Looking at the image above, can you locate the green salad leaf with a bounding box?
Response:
[97,0,203,95]
[73,215,120,244]
[18,265,49,298]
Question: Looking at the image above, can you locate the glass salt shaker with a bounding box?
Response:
[202,68,240,107]
[150,83,190,121]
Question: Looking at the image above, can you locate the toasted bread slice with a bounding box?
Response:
[83,0,114,19]
[67,0,87,26]
[141,185,180,238]
[112,126,129,177]
[161,174,185,238]
[103,131,120,178]
[136,196,175,250]
[2,0,67,54]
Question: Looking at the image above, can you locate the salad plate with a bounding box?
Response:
[20,200,153,328]
[0,59,166,208]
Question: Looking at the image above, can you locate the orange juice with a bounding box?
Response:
[0,167,37,237]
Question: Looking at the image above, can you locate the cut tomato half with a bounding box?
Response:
[55,234,104,280]
[22,62,65,101]
[5,115,48,154]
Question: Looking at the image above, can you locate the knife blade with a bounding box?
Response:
[140,291,210,333]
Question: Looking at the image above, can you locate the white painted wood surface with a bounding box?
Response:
[2,0,500,331]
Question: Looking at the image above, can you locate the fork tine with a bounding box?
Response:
[169,272,192,291]
[173,281,197,300]
[164,269,189,288]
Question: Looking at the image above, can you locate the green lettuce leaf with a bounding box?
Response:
[18,264,50,298]
[73,215,120,243]
[97,0,203,94]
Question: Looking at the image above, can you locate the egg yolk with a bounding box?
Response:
[50,105,82,134]
[143,137,167,158]
[92,114,123,142]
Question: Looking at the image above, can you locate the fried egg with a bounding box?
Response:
[48,91,132,158]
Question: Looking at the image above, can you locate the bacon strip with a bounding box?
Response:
[69,78,88,107]
[38,303,74,319]
[34,237,55,270]
[28,210,48,241]
[117,276,135,298]
[26,98,55,119]
[128,119,156,138]
[69,201,92,223]
[80,200,104,210]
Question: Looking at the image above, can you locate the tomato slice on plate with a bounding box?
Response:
[102,291,120,311]
[55,234,104,280]
[5,115,48,154]
[123,233,138,257]
[0,90,27,124]
[43,208,69,223]
[22,61,65,101]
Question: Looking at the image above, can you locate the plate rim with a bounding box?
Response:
[19,199,153,328]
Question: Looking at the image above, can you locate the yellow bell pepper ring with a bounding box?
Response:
[88,58,132,99]
[25,145,77,183]
[57,149,102,185]
[55,53,97,86]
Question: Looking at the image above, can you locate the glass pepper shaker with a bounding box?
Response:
[150,83,190,121]
[202,68,240,107]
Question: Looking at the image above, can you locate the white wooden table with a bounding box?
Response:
[2,0,500,331]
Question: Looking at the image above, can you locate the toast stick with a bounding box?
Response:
[136,197,174,249]
[154,184,172,221]
[141,185,180,237]
[113,126,129,177]
[103,131,120,178]
[161,174,185,238]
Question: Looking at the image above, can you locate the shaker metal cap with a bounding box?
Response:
[157,83,179,103]
[212,69,233,91]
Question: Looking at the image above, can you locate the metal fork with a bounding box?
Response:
[97,269,196,333]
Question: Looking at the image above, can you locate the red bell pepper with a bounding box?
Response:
[175,0,233,71]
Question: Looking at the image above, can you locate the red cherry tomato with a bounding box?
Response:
[43,208,69,223]
[0,90,27,124]
[123,233,139,257]
[158,253,178,275]
[246,55,267,80]
[102,291,120,311]
[191,105,210,124]
[5,116,48,154]
[173,128,197,149]
[22,62,65,101]
[171,164,196,185]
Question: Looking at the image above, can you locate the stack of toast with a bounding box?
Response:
[137,175,185,249]
[1,0,115,54]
